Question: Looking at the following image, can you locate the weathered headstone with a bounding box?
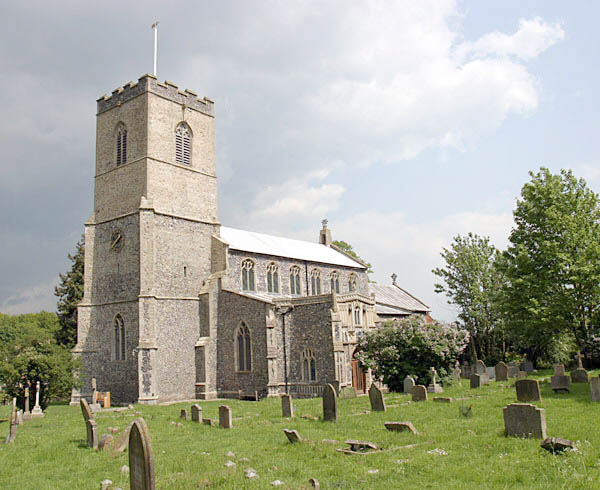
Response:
[554,364,565,376]
[507,363,519,378]
[503,403,546,439]
[551,374,570,393]
[113,421,135,453]
[403,375,415,394]
[24,387,30,413]
[180,409,188,421]
[6,398,17,443]
[16,410,23,425]
[540,437,576,453]
[427,367,443,393]
[31,381,43,417]
[470,373,489,389]
[80,398,93,422]
[485,366,496,380]
[368,384,386,412]
[219,405,232,429]
[86,419,98,450]
[515,379,542,402]
[571,368,589,383]
[202,418,215,427]
[339,386,357,399]
[590,376,600,402]
[411,385,427,402]
[283,428,302,443]
[434,397,453,403]
[322,384,338,422]
[191,404,202,422]
[384,421,417,434]
[520,361,534,373]
[475,360,486,375]
[461,362,471,379]
[129,418,156,490]
[517,371,527,379]
[495,362,508,381]
[282,394,294,417]
[99,434,114,451]
[91,377,97,403]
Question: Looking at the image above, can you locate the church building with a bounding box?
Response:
[72,74,429,404]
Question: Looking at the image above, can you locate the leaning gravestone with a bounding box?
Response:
[219,405,232,429]
[191,404,202,422]
[403,375,415,394]
[475,360,486,375]
[283,428,302,443]
[86,419,99,450]
[503,403,546,439]
[368,384,386,412]
[507,363,520,378]
[322,384,338,422]
[520,361,534,373]
[282,394,294,417]
[129,418,155,490]
[80,398,93,422]
[590,377,600,402]
[412,385,428,402]
[495,362,508,381]
[515,379,542,402]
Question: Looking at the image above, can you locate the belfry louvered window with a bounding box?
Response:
[175,123,191,165]
[116,124,127,166]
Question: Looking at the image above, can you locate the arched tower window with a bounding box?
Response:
[301,348,316,381]
[114,314,126,360]
[235,323,252,372]
[290,266,301,295]
[241,259,255,291]
[354,306,362,325]
[116,123,127,166]
[175,123,192,165]
[330,271,340,294]
[310,269,322,295]
[348,273,358,292]
[267,262,279,293]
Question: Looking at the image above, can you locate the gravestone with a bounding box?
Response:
[495,362,508,381]
[219,405,232,429]
[411,385,427,402]
[180,409,188,421]
[541,437,576,454]
[485,367,496,380]
[507,363,519,378]
[283,428,302,443]
[80,398,93,423]
[86,419,99,450]
[520,361,534,373]
[16,410,23,426]
[554,364,565,376]
[503,403,546,439]
[129,418,155,490]
[31,381,43,417]
[24,387,30,413]
[427,367,443,393]
[550,374,570,394]
[461,362,471,379]
[384,421,417,434]
[99,434,114,451]
[322,384,338,422]
[517,371,527,379]
[282,394,294,417]
[451,363,461,382]
[114,421,135,453]
[475,360,486,375]
[571,368,589,383]
[403,375,415,394]
[6,398,17,443]
[470,373,489,389]
[515,379,542,402]
[590,377,600,402]
[339,386,357,399]
[434,397,453,403]
[368,384,386,412]
[191,404,202,422]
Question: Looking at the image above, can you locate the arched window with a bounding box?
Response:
[310,269,322,295]
[290,266,301,295]
[301,348,316,382]
[267,262,279,293]
[330,271,340,294]
[175,123,192,165]
[116,123,127,166]
[348,273,358,292]
[241,259,255,291]
[236,323,252,372]
[114,314,126,361]
[354,307,362,325]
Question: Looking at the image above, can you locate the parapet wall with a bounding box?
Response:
[97,74,214,117]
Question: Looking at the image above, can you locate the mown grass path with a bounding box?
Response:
[1,371,600,488]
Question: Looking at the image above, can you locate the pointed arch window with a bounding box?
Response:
[348,273,358,292]
[330,271,340,294]
[310,269,322,295]
[236,323,252,372]
[116,123,127,166]
[175,123,192,165]
[301,348,316,381]
[354,306,362,325]
[290,266,301,295]
[114,314,126,361]
[241,259,256,291]
[267,262,279,293]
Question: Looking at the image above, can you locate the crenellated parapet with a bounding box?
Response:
[97,74,214,116]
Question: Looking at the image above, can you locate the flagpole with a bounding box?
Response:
[152,22,159,76]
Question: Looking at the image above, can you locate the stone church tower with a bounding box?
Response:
[73,75,219,403]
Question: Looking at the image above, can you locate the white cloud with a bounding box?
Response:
[0,279,57,315]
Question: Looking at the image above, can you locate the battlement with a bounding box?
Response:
[97,74,214,116]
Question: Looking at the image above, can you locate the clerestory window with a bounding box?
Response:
[241,259,256,291]
[348,273,358,292]
[267,263,279,294]
[330,271,340,294]
[310,269,322,295]
[290,266,302,295]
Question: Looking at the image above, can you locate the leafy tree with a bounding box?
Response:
[0,312,79,410]
[496,168,600,363]
[356,316,469,391]
[54,235,84,347]
[332,240,373,273]
[432,233,505,363]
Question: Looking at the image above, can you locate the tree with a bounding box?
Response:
[54,235,84,347]
[432,233,505,363]
[356,316,469,391]
[332,240,373,273]
[496,168,600,363]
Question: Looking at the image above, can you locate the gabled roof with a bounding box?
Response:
[370,283,430,313]
[220,226,366,269]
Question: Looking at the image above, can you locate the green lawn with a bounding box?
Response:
[2,372,600,489]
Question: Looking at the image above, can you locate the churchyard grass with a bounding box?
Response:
[2,371,600,489]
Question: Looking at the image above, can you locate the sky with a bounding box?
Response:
[1,1,598,321]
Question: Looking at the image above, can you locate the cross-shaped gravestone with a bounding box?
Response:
[576,352,584,369]
[428,367,443,393]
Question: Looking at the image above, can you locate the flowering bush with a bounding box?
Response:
[356,316,470,392]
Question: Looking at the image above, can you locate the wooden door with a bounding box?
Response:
[351,359,366,394]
